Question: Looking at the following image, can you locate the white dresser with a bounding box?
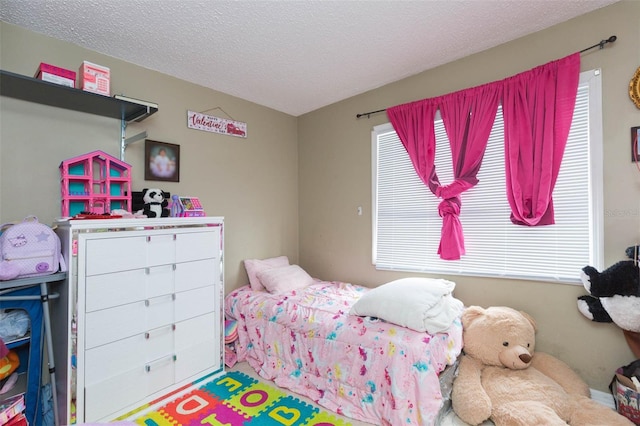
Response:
[51,217,224,424]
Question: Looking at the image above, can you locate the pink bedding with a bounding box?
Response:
[224,280,463,426]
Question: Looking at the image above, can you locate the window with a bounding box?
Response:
[372,70,603,284]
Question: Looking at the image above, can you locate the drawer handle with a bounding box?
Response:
[145,354,177,372]
[144,324,175,340]
[145,293,175,307]
[144,293,176,308]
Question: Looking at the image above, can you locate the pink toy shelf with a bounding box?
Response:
[60,150,132,217]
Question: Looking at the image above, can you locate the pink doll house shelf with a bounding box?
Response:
[60,150,132,217]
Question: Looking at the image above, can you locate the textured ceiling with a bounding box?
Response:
[0,0,620,116]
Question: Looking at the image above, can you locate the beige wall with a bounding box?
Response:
[0,22,300,290]
[298,0,639,391]
[1,1,638,393]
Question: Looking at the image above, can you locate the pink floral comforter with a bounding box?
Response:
[224,280,463,426]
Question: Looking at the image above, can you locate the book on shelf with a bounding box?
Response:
[113,94,158,109]
[0,394,25,425]
[5,413,27,426]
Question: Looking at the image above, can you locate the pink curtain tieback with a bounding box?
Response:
[438,197,461,218]
[431,178,477,200]
[437,197,464,260]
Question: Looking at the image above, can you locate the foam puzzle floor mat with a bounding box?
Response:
[131,370,353,426]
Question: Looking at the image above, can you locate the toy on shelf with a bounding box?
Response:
[59,150,132,217]
[0,350,19,380]
[141,188,169,218]
[170,195,205,217]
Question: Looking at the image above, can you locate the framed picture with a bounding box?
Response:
[145,140,180,182]
[632,126,640,162]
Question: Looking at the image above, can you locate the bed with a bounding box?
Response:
[224,270,464,426]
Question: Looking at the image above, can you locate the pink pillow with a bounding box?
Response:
[244,256,289,291]
[256,264,313,294]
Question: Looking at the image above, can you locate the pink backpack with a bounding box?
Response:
[0,216,67,280]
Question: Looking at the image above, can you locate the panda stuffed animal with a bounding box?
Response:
[577,245,640,333]
[142,188,169,218]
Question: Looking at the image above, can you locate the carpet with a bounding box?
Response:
[131,371,353,426]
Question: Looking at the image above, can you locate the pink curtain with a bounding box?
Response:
[387,53,580,259]
[388,84,500,260]
[502,53,580,226]
[386,99,438,187]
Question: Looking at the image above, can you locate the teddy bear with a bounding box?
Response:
[451,305,633,426]
[141,188,169,218]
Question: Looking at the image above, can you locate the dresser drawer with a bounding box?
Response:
[175,312,217,350]
[175,258,218,293]
[84,366,149,422]
[84,323,175,386]
[85,293,176,349]
[175,285,217,323]
[175,312,220,381]
[85,269,146,312]
[85,264,174,312]
[84,233,176,276]
[176,337,219,382]
[175,229,220,263]
[84,353,175,422]
[84,236,146,276]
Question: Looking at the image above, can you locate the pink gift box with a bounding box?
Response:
[34,62,76,88]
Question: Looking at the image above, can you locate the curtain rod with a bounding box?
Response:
[355,35,617,119]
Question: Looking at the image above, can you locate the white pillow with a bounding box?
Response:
[256,264,314,294]
[244,256,289,291]
[349,277,464,333]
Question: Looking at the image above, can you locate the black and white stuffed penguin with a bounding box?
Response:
[577,245,640,333]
